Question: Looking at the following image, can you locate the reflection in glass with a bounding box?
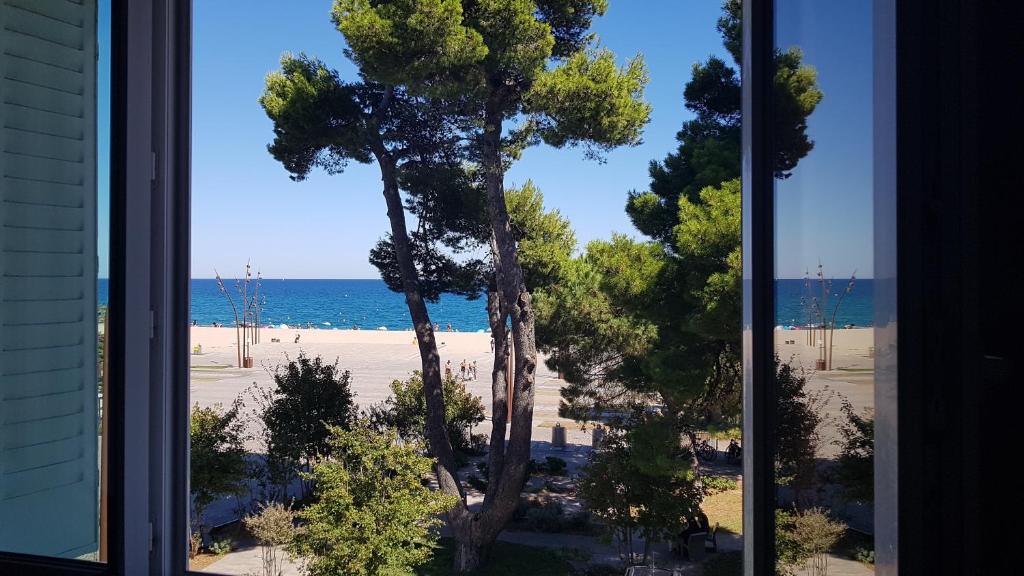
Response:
[0,0,109,561]
[773,1,876,574]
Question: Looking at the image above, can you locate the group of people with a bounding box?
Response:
[433,322,458,333]
[445,358,479,381]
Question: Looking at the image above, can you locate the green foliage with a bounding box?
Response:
[295,423,458,576]
[704,475,739,494]
[578,416,706,554]
[190,400,249,527]
[776,507,847,576]
[254,353,357,493]
[332,0,488,95]
[542,456,568,476]
[834,400,874,503]
[209,539,232,556]
[775,358,826,499]
[259,53,371,178]
[527,47,651,159]
[534,239,660,420]
[244,502,301,576]
[506,181,576,289]
[333,0,650,160]
[368,371,485,454]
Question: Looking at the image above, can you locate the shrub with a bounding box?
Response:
[776,507,847,576]
[294,422,458,576]
[791,508,847,576]
[853,544,875,565]
[209,539,232,556]
[525,502,565,532]
[244,501,300,576]
[368,372,485,454]
[834,399,874,503]
[190,400,248,546]
[543,456,568,476]
[466,473,488,493]
[252,353,357,496]
[705,475,740,493]
[775,358,830,501]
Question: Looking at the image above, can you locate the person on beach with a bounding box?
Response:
[446,322,453,332]
[460,360,467,379]
[489,336,494,352]
[434,322,440,332]
[472,361,478,380]
[445,360,452,380]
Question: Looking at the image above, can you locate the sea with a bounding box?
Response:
[96,278,875,331]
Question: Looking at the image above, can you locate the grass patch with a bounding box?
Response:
[702,483,743,535]
[703,551,743,576]
[418,539,576,576]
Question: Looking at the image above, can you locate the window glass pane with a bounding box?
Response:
[0,0,110,561]
[189,2,742,574]
[772,1,877,573]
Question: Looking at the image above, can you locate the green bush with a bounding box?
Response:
[368,372,485,454]
[294,422,458,576]
[525,502,565,532]
[543,456,568,476]
[209,539,232,556]
[190,400,248,537]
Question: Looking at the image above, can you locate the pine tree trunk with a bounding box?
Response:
[375,151,464,497]
[483,287,509,508]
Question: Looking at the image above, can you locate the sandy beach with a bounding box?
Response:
[189,326,580,446]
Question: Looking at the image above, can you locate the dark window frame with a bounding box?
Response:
[741,0,777,573]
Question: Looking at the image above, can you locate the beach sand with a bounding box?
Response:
[775,327,875,456]
[189,326,581,447]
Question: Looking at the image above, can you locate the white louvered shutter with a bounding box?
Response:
[0,0,99,558]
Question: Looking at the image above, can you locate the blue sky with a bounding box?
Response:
[774,0,875,279]
[97,1,875,281]
[190,0,732,279]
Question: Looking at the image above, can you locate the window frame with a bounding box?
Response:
[0,0,126,572]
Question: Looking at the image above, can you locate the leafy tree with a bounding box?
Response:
[254,353,357,496]
[260,49,481,509]
[190,400,249,541]
[538,1,821,487]
[578,415,707,564]
[333,3,650,568]
[368,372,486,454]
[833,399,874,503]
[294,423,458,576]
[775,358,829,505]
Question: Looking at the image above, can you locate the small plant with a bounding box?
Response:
[525,502,565,532]
[853,544,875,565]
[209,538,232,556]
[543,456,568,476]
[244,501,300,576]
[776,507,847,576]
[704,476,739,493]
